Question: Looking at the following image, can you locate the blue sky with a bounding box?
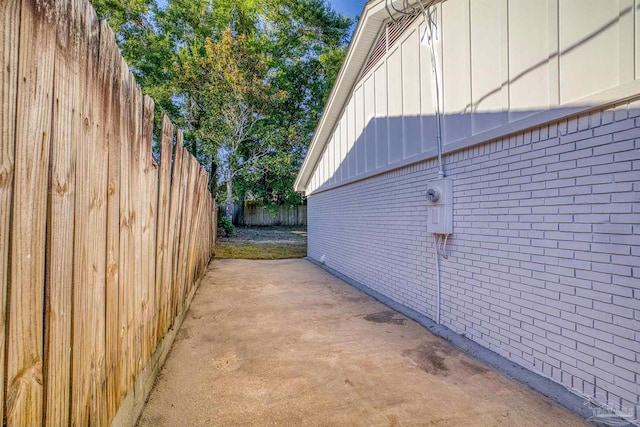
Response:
[327,0,366,19]
[156,0,365,21]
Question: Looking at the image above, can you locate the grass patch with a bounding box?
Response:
[215,242,307,260]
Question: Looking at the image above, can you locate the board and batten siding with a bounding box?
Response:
[306,0,640,195]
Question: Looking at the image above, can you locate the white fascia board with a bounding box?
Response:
[294,0,435,193]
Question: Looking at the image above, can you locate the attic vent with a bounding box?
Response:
[361,12,420,76]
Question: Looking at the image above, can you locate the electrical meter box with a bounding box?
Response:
[426,178,453,235]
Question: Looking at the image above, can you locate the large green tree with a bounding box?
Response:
[177,29,286,219]
[247,0,351,210]
[92,0,352,218]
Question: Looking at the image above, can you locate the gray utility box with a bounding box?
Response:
[426,178,453,235]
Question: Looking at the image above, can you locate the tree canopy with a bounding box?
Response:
[91,0,352,218]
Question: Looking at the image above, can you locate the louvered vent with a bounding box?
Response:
[362,32,388,76]
[361,12,420,76]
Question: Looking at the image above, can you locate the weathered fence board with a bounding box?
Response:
[156,116,173,340]
[141,94,156,366]
[174,147,188,315]
[70,3,100,424]
[90,17,118,426]
[0,0,20,424]
[7,0,56,424]
[44,0,82,425]
[102,18,122,423]
[117,58,133,409]
[168,132,185,322]
[183,156,197,295]
[130,77,144,391]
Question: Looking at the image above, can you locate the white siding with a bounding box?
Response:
[355,86,365,175]
[374,63,388,168]
[636,0,640,79]
[442,0,472,143]
[470,0,508,133]
[619,0,634,83]
[508,0,551,117]
[559,1,620,103]
[402,29,421,158]
[306,0,640,195]
[364,75,376,171]
[340,116,348,181]
[347,97,356,178]
[418,21,438,154]
[333,122,341,183]
[327,134,334,184]
[387,47,403,164]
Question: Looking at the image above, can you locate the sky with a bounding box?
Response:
[155,0,366,21]
[326,0,367,20]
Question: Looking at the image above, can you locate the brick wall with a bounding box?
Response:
[308,100,640,414]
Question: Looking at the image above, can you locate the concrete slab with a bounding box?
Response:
[137,259,588,426]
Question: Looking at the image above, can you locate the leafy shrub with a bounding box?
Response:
[219,216,235,237]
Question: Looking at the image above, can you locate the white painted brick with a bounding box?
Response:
[594,320,636,341]
[611,213,640,224]
[592,262,632,277]
[593,224,634,234]
[307,110,640,408]
[574,270,612,286]
[590,243,631,256]
[614,354,640,375]
[593,139,635,155]
[593,118,636,136]
[591,160,632,175]
[561,328,596,347]
[593,205,632,216]
[615,170,640,183]
[577,342,614,364]
[577,153,617,167]
[593,182,633,194]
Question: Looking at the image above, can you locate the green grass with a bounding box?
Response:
[214,242,307,260]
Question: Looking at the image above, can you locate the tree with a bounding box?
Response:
[177,29,285,219]
[244,0,351,210]
[91,0,353,219]
[92,0,180,123]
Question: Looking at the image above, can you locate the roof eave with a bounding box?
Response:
[294,0,432,193]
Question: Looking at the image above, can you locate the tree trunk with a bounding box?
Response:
[225,175,233,221]
[237,191,245,226]
[191,138,198,156]
[208,160,216,195]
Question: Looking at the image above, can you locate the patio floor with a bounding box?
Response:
[137,259,588,426]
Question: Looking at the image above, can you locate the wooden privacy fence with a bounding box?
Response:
[0,0,216,425]
[243,204,307,226]
[223,204,307,226]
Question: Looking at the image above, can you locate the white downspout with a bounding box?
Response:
[418,0,444,179]
[419,1,445,324]
[435,237,442,324]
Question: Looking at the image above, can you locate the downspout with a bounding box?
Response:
[418,0,444,179]
[418,0,445,324]
[435,240,442,324]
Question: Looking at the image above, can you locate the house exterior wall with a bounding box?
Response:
[308,100,640,414]
[302,0,640,419]
[306,0,640,195]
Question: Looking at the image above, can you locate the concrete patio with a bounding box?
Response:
[137,259,588,426]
